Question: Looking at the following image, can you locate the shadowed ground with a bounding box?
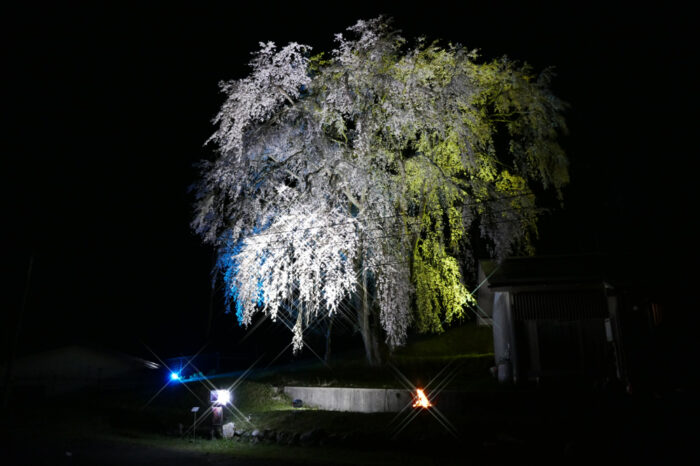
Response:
[1,383,696,466]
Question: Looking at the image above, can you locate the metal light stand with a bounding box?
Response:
[191,406,200,442]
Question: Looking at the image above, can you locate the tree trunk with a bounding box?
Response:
[359,266,382,367]
[324,315,333,364]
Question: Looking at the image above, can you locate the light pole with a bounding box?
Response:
[191,406,199,442]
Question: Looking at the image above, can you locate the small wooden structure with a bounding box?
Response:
[478,254,658,386]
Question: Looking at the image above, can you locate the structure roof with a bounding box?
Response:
[480,254,645,290]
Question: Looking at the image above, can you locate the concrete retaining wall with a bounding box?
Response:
[283,386,414,412]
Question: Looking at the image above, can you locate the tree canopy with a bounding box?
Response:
[192,17,568,363]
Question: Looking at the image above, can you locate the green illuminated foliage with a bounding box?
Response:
[413,234,474,334]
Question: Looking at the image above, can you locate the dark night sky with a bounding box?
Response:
[2,3,694,361]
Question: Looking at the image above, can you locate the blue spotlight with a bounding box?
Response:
[170,372,180,381]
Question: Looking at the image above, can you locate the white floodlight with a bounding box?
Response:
[210,389,231,405]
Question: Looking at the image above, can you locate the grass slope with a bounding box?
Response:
[251,322,496,389]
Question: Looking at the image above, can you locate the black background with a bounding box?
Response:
[3,2,695,361]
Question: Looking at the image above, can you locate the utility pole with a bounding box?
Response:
[3,255,34,410]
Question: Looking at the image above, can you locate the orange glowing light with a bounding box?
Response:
[412,388,432,408]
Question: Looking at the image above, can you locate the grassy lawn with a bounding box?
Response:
[251,322,496,389]
[4,384,477,465]
[97,322,499,439]
[3,323,693,464]
[73,323,501,464]
[2,323,501,465]
[98,429,453,466]
[393,322,494,359]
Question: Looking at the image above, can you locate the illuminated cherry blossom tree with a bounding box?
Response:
[192,17,568,365]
